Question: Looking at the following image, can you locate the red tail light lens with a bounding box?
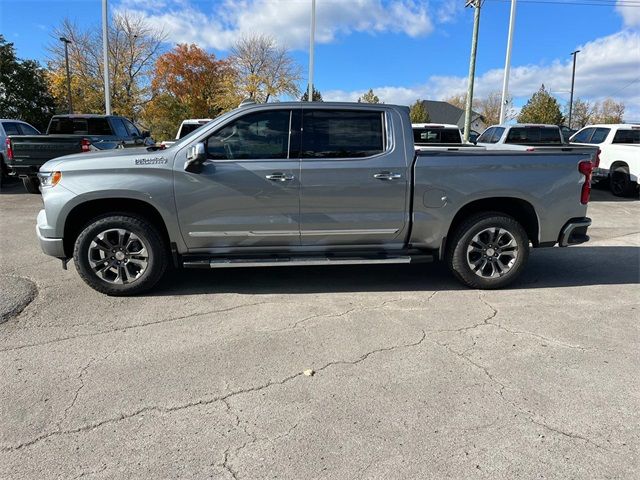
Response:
[578,160,593,205]
[81,138,91,152]
[5,138,13,160]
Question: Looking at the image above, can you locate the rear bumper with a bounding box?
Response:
[8,164,40,177]
[36,209,65,258]
[558,217,591,247]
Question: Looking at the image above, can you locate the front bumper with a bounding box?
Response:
[36,209,65,258]
[558,217,591,247]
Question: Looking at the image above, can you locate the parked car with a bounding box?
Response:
[412,123,484,152]
[0,119,40,187]
[570,124,640,196]
[160,119,212,148]
[476,124,567,150]
[35,102,596,295]
[5,114,154,193]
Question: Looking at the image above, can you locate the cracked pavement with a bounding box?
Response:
[1,182,639,479]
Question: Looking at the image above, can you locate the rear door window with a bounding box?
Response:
[612,129,640,144]
[301,109,384,158]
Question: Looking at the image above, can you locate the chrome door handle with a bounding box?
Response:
[266,172,295,182]
[374,172,402,180]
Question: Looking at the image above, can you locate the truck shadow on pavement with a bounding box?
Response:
[590,184,639,202]
[150,246,639,296]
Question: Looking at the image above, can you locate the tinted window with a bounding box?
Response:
[506,127,562,145]
[2,122,21,135]
[477,127,495,143]
[206,110,290,160]
[302,110,384,158]
[413,127,461,144]
[612,129,640,144]
[571,128,594,143]
[122,119,140,137]
[48,117,113,135]
[586,128,610,144]
[180,123,206,138]
[111,118,129,138]
[491,127,505,143]
[18,123,40,135]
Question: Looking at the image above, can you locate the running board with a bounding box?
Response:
[182,255,420,269]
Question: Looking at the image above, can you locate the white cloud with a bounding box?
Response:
[617,1,640,27]
[324,31,640,120]
[115,0,434,51]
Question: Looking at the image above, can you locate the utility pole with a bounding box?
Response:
[568,50,580,129]
[308,0,316,102]
[59,37,73,114]
[463,0,481,142]
[102,0,112,115]
[499,0,517,124]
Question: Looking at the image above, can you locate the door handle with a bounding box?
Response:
[265,172,295,182]
[374,172,402,180]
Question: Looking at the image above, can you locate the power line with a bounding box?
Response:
[486,0,640,7]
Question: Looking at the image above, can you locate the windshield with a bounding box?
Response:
[168,110,239,149]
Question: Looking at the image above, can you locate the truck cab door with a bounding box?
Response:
[299,108,409,247]
[174,108,301,251]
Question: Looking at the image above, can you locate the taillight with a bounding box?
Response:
[5,138,13,160]
[81,138,91,152]
[578,160,593,205]
[593,148,601,168]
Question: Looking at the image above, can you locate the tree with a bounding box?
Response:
[0,35,56,131]
[143,43,236,140]
[591,98,625,124]
[300,86,323,102]
[444,93,468,110]
[517,84,564,125]
[476,91,514,126]
[409,99,430,123]
[47,13,165,120]
[229,34,301,103]
[357,89,380,104]
[564,98,593,129]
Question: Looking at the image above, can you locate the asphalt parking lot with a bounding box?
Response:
[0,179,638,479]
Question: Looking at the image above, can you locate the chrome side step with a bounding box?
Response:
[183,255,414,269]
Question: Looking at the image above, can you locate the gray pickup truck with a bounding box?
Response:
[35,102,595,295]
[6,114,153,192]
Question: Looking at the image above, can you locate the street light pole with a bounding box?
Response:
[102,0,111,115]
[308,0,316,102]
[463,0,482,142]
[568,50,580,129]
[499,0,517,124]
[59,37,73,114]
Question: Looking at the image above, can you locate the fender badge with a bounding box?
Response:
[135,157,168,165]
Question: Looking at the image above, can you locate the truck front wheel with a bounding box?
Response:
[73,215,168,296]
[609,165,636,197]
[447,213,530,289]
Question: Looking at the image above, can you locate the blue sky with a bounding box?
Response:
[2,0,639,119]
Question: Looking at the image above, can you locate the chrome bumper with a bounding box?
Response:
[558,217,592,247]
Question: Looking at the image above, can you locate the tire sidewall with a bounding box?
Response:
[610,168,632,197]
[73,215,166,295]
[448,214,530,289]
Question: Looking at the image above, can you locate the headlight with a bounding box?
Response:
[38,171,62,188]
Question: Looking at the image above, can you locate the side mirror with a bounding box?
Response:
[185,142,207,173]
[141,130,151,138]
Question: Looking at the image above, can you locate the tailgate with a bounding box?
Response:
[8,135,84,167]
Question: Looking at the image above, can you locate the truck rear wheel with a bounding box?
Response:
[447,213,529,289]
[22,176,40,194]
[73,215,168,296]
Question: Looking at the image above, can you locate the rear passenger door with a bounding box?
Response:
[298,108,409,247]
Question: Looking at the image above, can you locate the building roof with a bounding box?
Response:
[419,100,482,129]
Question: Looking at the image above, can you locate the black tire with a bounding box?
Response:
[73,215,168,296]
[609,165,636,197]
[22,176,40,194]
[446,213,530,289]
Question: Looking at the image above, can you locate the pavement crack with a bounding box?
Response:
[529,417,607,450]
[57,357,96,430]
[0,301,274,353]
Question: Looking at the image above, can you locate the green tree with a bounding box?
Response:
[357,88,380,104]
[300,86,323,102]
[517,84,564,125]
[0,34,55,131]
[409,99,430,123]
